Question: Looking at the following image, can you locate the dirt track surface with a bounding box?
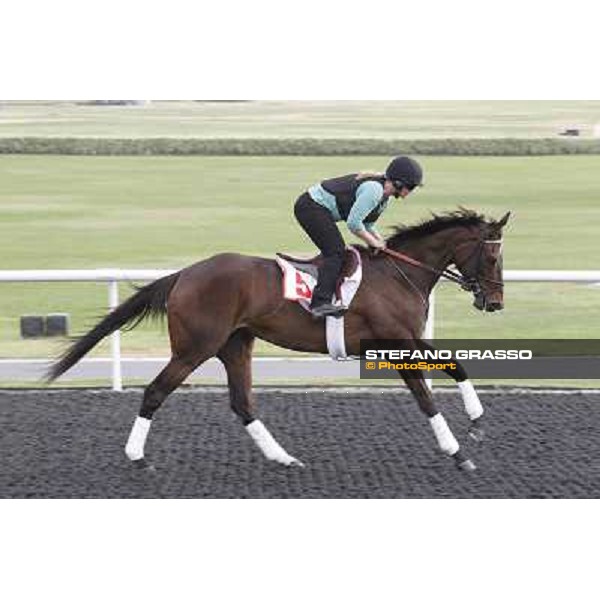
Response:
[1,388,599,498]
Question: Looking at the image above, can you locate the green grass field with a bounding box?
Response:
[1,153,599,365]
[2,101,600,139]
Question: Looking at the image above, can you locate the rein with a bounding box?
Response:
[381,247,470,289]
[381,238,504,293]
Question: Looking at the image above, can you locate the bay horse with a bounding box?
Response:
[47,209,510,472]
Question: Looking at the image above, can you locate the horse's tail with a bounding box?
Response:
[46,271,181,382]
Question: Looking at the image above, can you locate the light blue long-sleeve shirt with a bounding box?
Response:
[307,180,389,235]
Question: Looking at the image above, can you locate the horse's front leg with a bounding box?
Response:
[418,341,485,443]
[400,369,476,471]
[458,378,485,443]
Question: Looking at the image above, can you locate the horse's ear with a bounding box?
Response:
[497,211,511,228]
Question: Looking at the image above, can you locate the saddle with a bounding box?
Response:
[276,247,362,295]
[275,247,363,360]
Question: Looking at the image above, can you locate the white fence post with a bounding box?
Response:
[424,289,435,390]
[108,280,123,391]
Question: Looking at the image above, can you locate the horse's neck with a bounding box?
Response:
[392,227,464,292]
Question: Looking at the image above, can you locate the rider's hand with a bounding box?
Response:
[370,239,386,255]
[353,228,386,253]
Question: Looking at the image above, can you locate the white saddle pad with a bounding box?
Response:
[275,247,362,360]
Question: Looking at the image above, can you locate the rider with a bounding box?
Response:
[294,156,423,318]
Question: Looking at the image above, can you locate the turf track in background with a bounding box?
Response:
[1,388,598,498]
[2,101,600,139]
[1,154,599,362]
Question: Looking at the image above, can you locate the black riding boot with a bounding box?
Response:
[309,253,347,318]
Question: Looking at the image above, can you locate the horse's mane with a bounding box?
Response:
[386,208,491,248]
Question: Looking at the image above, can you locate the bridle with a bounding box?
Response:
[451,236,505,294]
[381,236,504,298]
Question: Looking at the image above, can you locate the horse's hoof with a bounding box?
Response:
[131,458,156,472]
[468,418,485,443]
[453,450,477,472]
[457,459,477,472]
[468,426,485,443]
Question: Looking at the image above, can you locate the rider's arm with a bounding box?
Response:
[354,228,385,248]
[346,181,386,248]
[365,222,384,241]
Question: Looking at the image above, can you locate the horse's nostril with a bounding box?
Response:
[486,302,504,312]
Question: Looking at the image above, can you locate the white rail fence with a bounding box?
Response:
[1,269,599,390]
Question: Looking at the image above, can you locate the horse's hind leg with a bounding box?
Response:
[217,329,256,425]
[217,328,304,467]
[125,355,204,468]
[400,369,476,472]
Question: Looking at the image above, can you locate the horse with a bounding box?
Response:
[47,208,510,472]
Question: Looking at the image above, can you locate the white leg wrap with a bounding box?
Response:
[246,420,302,466]
[458,380,484,420]
[125,416,152,461]
[429,413,460,456]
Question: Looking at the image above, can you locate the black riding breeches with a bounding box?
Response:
[294,193,345,305]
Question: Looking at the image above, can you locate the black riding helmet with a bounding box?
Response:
[385,156,423,191]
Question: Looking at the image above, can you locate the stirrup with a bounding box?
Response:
[309,302,348,319]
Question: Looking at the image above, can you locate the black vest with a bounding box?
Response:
[321,173,387,223]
